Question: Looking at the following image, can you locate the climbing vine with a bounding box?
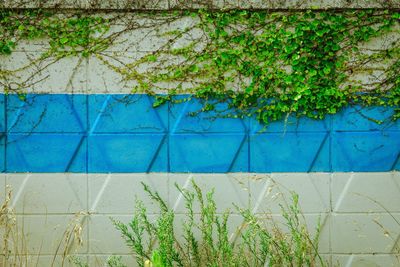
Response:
[116,9,400,123]
[1,7,400,124]
[0,10,109,57]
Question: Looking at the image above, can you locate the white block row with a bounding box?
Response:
[1,15,398,94]
[2,173,399,214]
[0,172,399,266]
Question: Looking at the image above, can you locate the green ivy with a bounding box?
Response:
[1,8,400,124]
[127,9,400,124]
[0,9,110,57]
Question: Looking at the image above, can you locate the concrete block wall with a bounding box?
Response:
[0,173,399,266]
[0,94,399,172]
[1,2,400,267]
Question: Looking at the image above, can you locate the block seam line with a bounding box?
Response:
[7,136,30,171]
[90,173,112,212]
[145,94,168,132]
[65,135,86,172]
[89,95,111,134]
[172,173,193,212]
[308,174,329,212]
[252,176,272,214]
[65,94,87,132]
[10,173,31,209]
[344,254,355,267]
[333,173,354,212]
[146,133,168,172]
[170,99,190,134]
[227,134,248,172]
[390,151,400,170]
[308,131,329,172]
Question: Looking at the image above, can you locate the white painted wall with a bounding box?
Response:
[2,173,399,266]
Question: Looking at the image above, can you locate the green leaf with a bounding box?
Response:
[148,55,157,62]
[60,37,69,44]
[191,64,200,73]
[323,67,331,75]
[309,69,317,77]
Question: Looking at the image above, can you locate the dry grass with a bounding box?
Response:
[0,186,86,267]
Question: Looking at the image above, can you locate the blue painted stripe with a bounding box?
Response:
[1,94,399,173]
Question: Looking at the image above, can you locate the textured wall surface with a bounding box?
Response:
[1,4,400,267]
[2,94,400,173]
[0,172,399,266]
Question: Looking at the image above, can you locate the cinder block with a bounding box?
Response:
[332,254,400,267]
[169,173,250,213]
[0,136,5,173]
[332,172,400,213]
[18,214,88,254]
[87,52,143,94]
[89,215,134,255]
[331,213,400,253]
[7,94,87,133]
[0,174,5,204]
[170,97,248,133]
[266,213,331,254]
[250,132,330,172]
[248,173,331,213]
[0,94,5,132]
[331,132,400,172]
[88,173,168,214]
[7,134,87,172]
[88,94,167,133]
[105,16,172,52]
[0,52,87,94]
[170,134,248,172]
[332,106,400,132]
[6,255,88,267]
[6,173,87,214]
[88,134,168,172]
[250,114,330,133]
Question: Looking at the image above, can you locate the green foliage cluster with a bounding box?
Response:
[112,181,324,267]
[0,9,110,57]
[124,10,400,124]
[1,8,399,124]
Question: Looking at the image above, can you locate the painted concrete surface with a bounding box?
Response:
[0,7,399,267]
[2,94,400,173]
[1,17,398,95]
[1,172,399,266]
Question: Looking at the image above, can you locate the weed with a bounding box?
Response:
[112,180,326,267]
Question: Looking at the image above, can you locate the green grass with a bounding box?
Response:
[112,180,326,267]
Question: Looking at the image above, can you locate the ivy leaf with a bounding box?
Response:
[323,67,331,75]
[148,55,157,62]
[332,43,340,51]
[17,93,27,101]
[191,65,200,73]
[309,69,317,77]
[60,37,69,44]
[316,30,325,37]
